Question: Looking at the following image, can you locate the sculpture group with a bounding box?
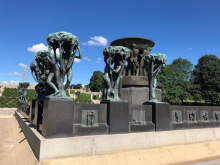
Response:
[29,31,166,103]
[30,31,82,100]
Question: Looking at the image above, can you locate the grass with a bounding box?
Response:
[74,93,93,104]
[0,88,36,108]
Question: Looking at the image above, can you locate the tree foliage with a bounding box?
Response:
[88,70,104,92]
[157,57,193,104]
[70,84,82,89]
[192,54,220,105]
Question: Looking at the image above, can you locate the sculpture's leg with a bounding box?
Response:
[152,78,157,99]
[47,73,59,96]
[127,61,132,76]
[140,60,144,76]
[103,75,111,100]
[148,61,154,100]
[118,76,123,98]
[134,59,139,76]
[64,68,73,90]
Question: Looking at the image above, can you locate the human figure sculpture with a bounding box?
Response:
[189,112,195,121]
[18,82,29,101]
[127,44,139,76]
[102,56,111,100]
[215,112,220,121]
[144,53,167,103]
[31,51,59,98]
[60,44,82,90]
[102,46,130,101]
[175,111,179,122]
[203,113,208,120]
[30,31,82,100]
[87,111,95,126]
[138,46,152,76]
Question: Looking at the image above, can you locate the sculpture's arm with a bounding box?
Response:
[74,46,82,59]
[66,46,76,70]
[110,65,122,73]
[59,41,64,70]
[46,56,55,65]
[48,45,52,52]
[31,71,43,83]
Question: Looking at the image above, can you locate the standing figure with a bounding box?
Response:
[102,56,111,100]
[144,53,167,103]
[60,44,82,90]
[138,46,152,76]
[127,44,139,76]
[102,46,130,101]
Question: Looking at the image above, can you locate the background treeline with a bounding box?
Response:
[157,54,220,105]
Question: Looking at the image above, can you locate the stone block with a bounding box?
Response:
[185,128,214,144]
[101,101,129,134]
[129,104,155,132]
[120,76,163,105]
[33,101,44,130]
[145,130,186,148]
[17,101,31,119]
[73,103,108,136]
[42,100,74,138]
[170,109,187,130]
[147,102,171,131]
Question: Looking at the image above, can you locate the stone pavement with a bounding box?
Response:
[2,114,220,165]
[194,159,220,165]
[0,115,38,165]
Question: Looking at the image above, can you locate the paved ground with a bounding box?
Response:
[194,159,220,165]
[2,113,220,165]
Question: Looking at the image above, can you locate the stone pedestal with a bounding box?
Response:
[146,102,171,131]
[17,100,29,118]
[101,100,129,134]
[120,76,163,105]
[42,100,74,138]
[73,104,108,136]
[28,100,36,123]
[129,105,155,132]
[170,109,187,130]
[33,101,44,130]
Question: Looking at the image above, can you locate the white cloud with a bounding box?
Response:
[97,58,102,63]
[19,63,27,67]
[0,72,22,76]
[75,59,81,63]
[27,43,48,53]
[27,43,60,54]
[2,81,8,84]
[83,57,91,62]
[13,72,22,76]
[82,36,107,46]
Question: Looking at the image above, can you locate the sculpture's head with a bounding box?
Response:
[132,44,136,48]
[30,62,37,71]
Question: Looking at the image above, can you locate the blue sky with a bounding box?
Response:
[0,0,220,86]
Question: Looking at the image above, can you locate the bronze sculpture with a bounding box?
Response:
[102,46,130,101]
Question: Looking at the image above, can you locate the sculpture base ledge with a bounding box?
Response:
[45,96,73,101]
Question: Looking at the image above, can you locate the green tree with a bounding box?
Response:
[192,54,220,105]
[157,57,193,104]
[70,84,82,89]
[88,70,104,92]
